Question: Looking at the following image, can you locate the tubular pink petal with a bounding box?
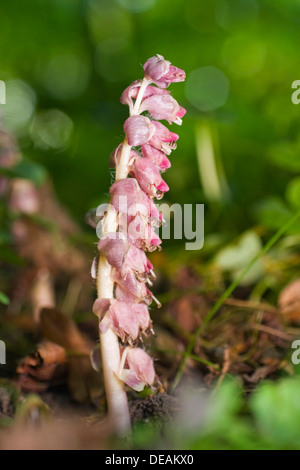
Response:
[117,369,146,392]
[132,303,152,331]
[110,178,145,214]
[93,298,111,319]
[109,300,139,342]
[143,55,171,84]
[143,55,185,88]
[113,269,149,303]
[126,348,155,386]
[140,94,182,125]
[123,245,153,274]
[177,106,187,118]
[156,180,169,193]
[130,156,168,198]
[99,314,111,334]
[148,121,179,154]
[98,232,128,269]
[141,144,171,171]
[120,80,142,110]
[124,116,156,146]
[161,64,186,86]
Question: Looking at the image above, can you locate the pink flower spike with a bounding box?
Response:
[143,54,185,88]
[141,144,171,171]
[140,94,184,125]
[92,55,186,429]
[124,116,156,147]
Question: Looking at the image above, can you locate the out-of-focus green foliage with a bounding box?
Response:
[1,0,299,241]
[131,376,300,450]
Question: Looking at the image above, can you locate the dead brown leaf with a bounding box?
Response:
[40,308,102,403]
[278,278,300,324]
[17,341,67,392]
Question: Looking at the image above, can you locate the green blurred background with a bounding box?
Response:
[1,0,300,240]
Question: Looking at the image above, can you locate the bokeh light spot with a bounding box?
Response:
[30,109,73,150]
[95,38,138,82]
[2,80,36,136]
[41,53,90,100]
[87,0,132,44]
[222,34,266,77]
[185,66,230,112]
[185,0,219,33]
[116,0,156,13]
[215,0,259,31]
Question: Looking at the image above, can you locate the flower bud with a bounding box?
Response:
[140,94,186,125]
[143,54,186,88]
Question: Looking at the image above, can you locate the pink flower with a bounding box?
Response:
[130,156,169,199]
[131,303,152,332]
[98,232,153,276]
[120,80,142,110]
[148,121,179,155]
[100,301,138,342]
[124,116,155,146]
[143,54,186,88]
[149,199,164,225]
[110,178,150,217]
[94,299,152,342]
[123,244,153,275]
[141,144,171,171]
[121,80,169,112]
[140,94,186,125]
[123,116,179,155]
[118,347,155,391]
[127,215,162,251]
[110,178,163,230]
[98,232,127,269]
[10,180,40,214]
[113,269,151,304]
[109,144,137,168]
[93,297,111,320]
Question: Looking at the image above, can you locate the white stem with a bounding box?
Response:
[132,78,151,114]
[97,254,130,435]
[96,77,150,435]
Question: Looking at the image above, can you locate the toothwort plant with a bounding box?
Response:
[92,55,186,434]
